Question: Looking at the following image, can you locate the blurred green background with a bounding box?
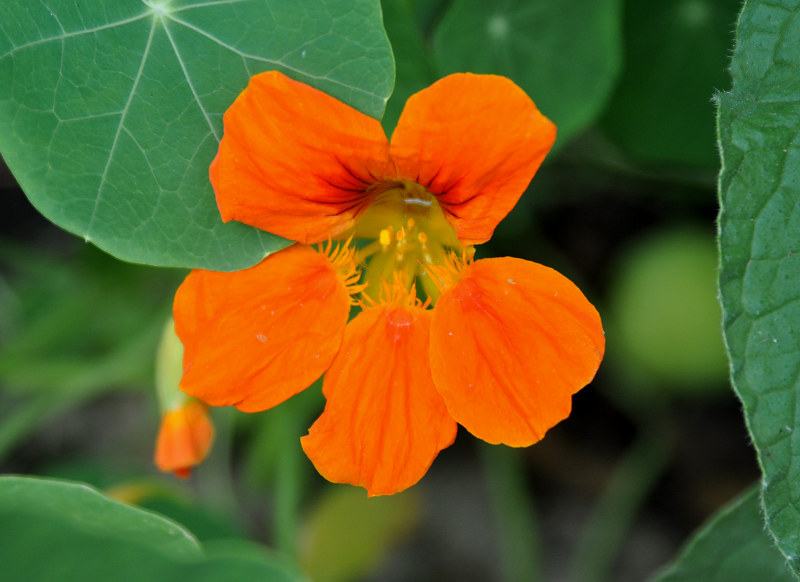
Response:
[0,0,755,581]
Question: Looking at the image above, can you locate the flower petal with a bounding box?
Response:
[174,244,351,412]
[301,305,457,496]
[430,258,604,447]
[390,74,556,245]
[154,399,215,479]
[210,71,395,243]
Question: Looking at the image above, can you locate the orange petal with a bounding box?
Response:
[301,305,457,496]
[210,71,396,243]
[154,399,215,479]
[430,258,604,447]
[390,74,556,245]
[173,244,351,412]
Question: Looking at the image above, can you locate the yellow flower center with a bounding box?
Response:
[351,180,471,303]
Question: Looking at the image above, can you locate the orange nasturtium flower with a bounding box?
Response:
[174,71,604,495]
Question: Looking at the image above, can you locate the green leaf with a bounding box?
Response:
[0,475,203,561]
[380,0,436,133]
[718,0,800,574]
[602,0,741,167]
[651,487,795,582]
[610,227,728,393]
[432,0,622,148]
[0,476,306,581]
[0,0,394,270]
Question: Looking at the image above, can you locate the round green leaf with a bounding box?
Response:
[0,0,394,270]
[610,227,728,393]
[432,0,622,148]
[0,475,203,561]
[602,0,741,167]
[718,0,800,574]
[0,476,307,581]
[652,487,795,582]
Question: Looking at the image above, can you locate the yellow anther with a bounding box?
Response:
[396,227,405,242]
[407,217,415,229]
[418,232,428,245]
[379,228,391,247]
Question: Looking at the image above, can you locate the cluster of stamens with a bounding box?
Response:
[321,180,473,309]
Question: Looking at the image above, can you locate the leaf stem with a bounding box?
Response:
[481,443,542,582]
[569,428,672,582]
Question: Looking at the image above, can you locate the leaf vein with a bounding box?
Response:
[0,12,150,60]
[85,17,157,239]
[161,19,220,141]
[164,13,382,101]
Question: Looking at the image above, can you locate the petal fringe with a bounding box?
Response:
[430,258,604,447]
[174,244,351,412]
[390,73,556,246]
[211,71,395,243]
[302,305,457,496]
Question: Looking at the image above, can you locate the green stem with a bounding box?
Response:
[196,407,240,518]
[481,443,542,582]
[272,400,307,559]
[569,429,672,582]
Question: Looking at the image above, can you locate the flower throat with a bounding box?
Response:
[351,180,469,303]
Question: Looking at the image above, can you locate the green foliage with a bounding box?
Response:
[3,0,797,579]
[718,0,800,575]
[602,0,741,167]
[651,487,795,582]
[0,0,393,271]
[610,227,728,393]
[380,0,436,133]
[0,476,306,581]
[0,242,177,461]
[432,0,622,147]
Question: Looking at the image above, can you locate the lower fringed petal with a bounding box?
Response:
[430,258,605,447]
[301,305,457,496]
[173,244,351,412]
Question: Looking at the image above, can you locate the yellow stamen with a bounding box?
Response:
[315,239,366,305]
[359,271,430,310]
[424,248,475,293]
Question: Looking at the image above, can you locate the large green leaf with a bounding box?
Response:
[651,487,795,582]
[432,0,622,148]
[0,0,393,271]
[0,475,203,561]
[718,0,800,574]
[601,0,741,167]
[0,476,305,581]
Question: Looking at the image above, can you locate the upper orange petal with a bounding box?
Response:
[389,74,556,246]
[301,304,457,496]
[210,71,396,243]
[154,399,215,479]
[173,244,351,412]
[429,258,604,447]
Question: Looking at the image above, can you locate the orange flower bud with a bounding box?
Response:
[154,399,214,479]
